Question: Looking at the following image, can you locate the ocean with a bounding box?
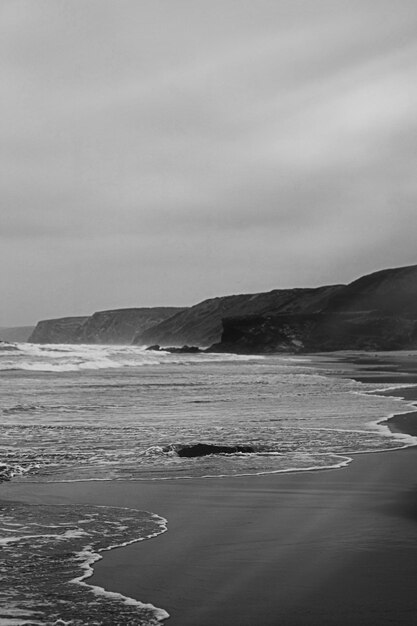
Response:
[1,342,416,625]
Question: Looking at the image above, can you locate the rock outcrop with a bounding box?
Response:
[210,312,417,354]
[133,285,343,347]
[145,344,202,354]
[28,317,88,344]
[175,443,255,457]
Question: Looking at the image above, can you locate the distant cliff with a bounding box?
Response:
[133,285,342,347]
[77,307,184,344]
[210,265,417,354]
[28,263,417,351]
[0,326,35,343]
[29,317,88,344]
[29,307,184,344]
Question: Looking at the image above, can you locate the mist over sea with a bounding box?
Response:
[1,342,416,624]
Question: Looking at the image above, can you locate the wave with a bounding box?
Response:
[0,341,19,352]
[353,382,417,452]
[0,460,41,482]
[0,502,168,625]
[3,352,416,485]
[0,359,123,372]
[1,403,106,416]
[0,343,263,372]
[2,403,44,414]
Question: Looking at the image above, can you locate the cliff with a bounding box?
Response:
[77,307,184,344]
[210,265,417,354]
[210,312,417,353]
[0,326,34,343]
[325,264,417,317]
[29,317,88,344]
[133,285,342,347]
[28,263,417,351]
[29,308,184,344]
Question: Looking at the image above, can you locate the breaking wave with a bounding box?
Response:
[0,342,261,372]
[0,341,19,352]
[1,348,416,483]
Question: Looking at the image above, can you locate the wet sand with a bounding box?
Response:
[2,354,417,625]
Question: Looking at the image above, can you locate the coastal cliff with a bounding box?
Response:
[210,312,417,353]
[29,317,89,344]
[77,307,184,344]
[29,263,417,351]
[210,265,417,354]
[133,285,342,347]
[29,308,184,344]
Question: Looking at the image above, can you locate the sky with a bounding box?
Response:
[1,0,417,325]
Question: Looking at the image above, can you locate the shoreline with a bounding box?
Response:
[346,353,417,440]
[2,353,417,624]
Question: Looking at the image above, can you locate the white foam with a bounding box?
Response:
[352,382,417,450]
[0,343,264,373]
[0,616,44,626]
[0,529,86,545]
[69,511,169,623]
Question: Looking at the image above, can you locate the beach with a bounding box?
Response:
[4,1,417,622]
[1,353,417,625]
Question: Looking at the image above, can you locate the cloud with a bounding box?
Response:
[1,1,417,323]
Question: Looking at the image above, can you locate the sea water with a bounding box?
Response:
[1,342,416,624]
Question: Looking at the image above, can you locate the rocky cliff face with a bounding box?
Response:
[133,285,343,347]
[210,312,417,353]
[210,265,417,354]
[29,308,184,344]
[78,307,184,344]
[29,317,88,344]
[29,263,417,351]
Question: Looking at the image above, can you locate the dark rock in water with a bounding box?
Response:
[165,345,201,354]
[146,345,202,353]
[176,443,255,458]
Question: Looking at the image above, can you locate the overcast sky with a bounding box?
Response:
[1,1,417,325]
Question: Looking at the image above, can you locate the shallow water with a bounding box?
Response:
[0,501,167,625]
[0,343,415,482]
[1,343,416,624]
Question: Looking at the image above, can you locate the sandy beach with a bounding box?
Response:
[2,354,417,625]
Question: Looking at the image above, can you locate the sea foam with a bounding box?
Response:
[0,342,261,372]
[0,503,169,625]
